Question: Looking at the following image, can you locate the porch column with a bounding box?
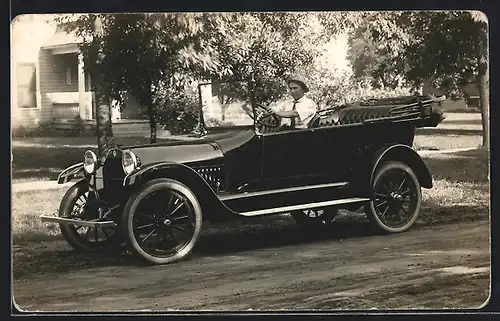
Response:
[77,52,87,119]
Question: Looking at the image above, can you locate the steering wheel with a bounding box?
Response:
[255,104,280,128]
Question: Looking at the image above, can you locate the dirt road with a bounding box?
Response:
[13,218,490,312]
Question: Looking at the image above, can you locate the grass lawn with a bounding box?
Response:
[12,189,66,242]
[10,113,489,240]
[11,112,484,182]
[12,131,485,183]
[419,148,489,225]
[11,136,177,182]
[11,147,490,243]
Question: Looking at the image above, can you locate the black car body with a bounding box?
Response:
[41,80,445,264]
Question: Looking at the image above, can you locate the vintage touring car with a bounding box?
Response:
[40,80,445,265]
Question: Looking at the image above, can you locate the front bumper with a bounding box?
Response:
[40,215,117,228]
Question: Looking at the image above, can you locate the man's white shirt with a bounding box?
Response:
[271,95,318,128]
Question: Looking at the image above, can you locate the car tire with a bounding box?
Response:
[58,179,123,252]
[122,178,203,265]
[364,161,422,234]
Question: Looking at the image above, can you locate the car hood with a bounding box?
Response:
[120,129,256,166]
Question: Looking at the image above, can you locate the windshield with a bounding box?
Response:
[199,81,255,129]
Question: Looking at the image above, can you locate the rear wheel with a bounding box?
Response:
[122,178,203,265]
[364,161,422,233]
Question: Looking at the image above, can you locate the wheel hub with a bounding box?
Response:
[390,192,403,201]
[163,218,172,227]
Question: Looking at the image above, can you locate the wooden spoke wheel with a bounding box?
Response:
[122,178,203,265]
[58,180,123,252]
[364,161,422,233]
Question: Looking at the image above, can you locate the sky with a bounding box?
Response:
[322,32,350,72]
[11,14,57,63]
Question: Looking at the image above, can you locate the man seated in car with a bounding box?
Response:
[269,75,318,130]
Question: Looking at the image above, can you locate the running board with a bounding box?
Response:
[220,181,349,201]
[238,197,370,217]
[40,215,117,228]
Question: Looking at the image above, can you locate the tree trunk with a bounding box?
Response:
[147,102,157,144]
[89,18,116,159]
[478,71,489,148]
[93,91,116,159]
[477,23,489,148]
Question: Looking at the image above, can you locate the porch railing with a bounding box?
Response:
[52,103,79,120]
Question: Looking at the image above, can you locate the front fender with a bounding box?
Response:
[123,162,236,222]
[371,144,433,189]
[57,162,85,184]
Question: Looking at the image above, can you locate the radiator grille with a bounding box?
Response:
[194,165,225,192]
[102,149,125,190]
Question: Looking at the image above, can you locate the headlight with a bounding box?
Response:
[83,150,98,174]
[122,150,138,175]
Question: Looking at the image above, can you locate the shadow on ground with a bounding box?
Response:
[12,170,62,181]
[11,137,177,181]
[416,128,482,136]
[12,145,490,278]
[12,218,373,279]
[419,203,489,226]
[12,146,88,180]
[195,217,372,256]
[422,148,489,183]
[443,119,482,125]
[13,201,489,279]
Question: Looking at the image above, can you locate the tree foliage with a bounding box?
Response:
[57,13,225,143]
[347,11,485,94]
[346,10,489,146]
[56,12,349,141]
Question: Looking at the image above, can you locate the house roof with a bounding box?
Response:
[42,30,83,49]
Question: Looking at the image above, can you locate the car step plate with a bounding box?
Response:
[239,197,370,216]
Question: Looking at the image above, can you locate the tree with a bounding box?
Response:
[57,13,218,143]
[90,15,116,159]
[57,12,354,142]
[474,12,490,148]
[346,11,489,146]
[347,22,406,89]
[56,13,320,140]
[201,12,327,118]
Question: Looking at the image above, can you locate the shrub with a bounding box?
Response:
[154,80,200,135]
[12,116,97,138]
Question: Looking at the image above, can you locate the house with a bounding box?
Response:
[422,79,481,112]
[11,15,144,131]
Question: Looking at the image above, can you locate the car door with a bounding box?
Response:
[261,129,315,180]
[308,125,366,181]
[261,125,365,183]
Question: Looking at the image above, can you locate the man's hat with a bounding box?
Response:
[287,74,309,93]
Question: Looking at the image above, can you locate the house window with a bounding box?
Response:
[466,96,480,108]
[66,67,72,85]
[17,63,36,108]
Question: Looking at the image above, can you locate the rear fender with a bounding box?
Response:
[371,144,433,189]
[57,162,86,184]
[123,162,236,222]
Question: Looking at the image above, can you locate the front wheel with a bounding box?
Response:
[122,178,203,265]
[58,180,123,252]
[364,161,422,233]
